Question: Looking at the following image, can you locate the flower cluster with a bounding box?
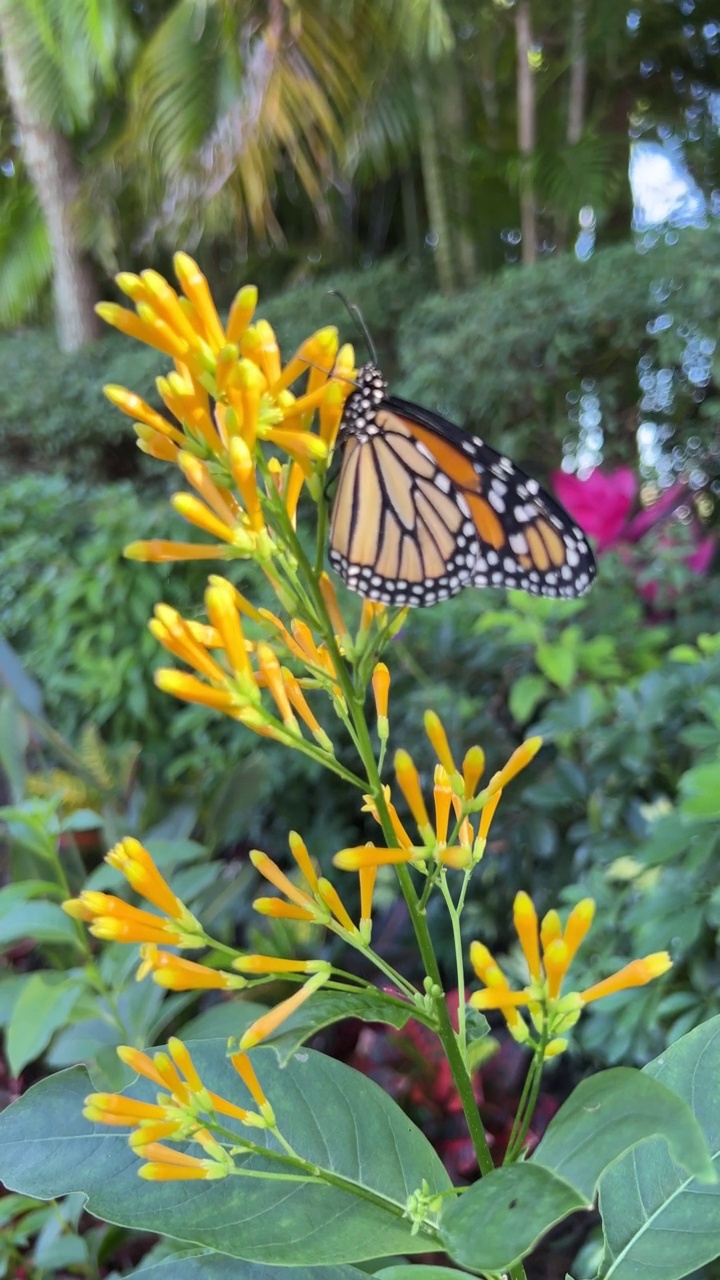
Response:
[63,838,333,1051]
[84,1037,273,1181]
[333,707,541,875]
[102,254,355,571]
[469,891,672,1057]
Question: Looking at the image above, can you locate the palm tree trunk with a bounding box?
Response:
[414,79,456,293]
[515,0,537,266]
[567,0,587,146]
[440,72,477,284]
[0,4,101,351]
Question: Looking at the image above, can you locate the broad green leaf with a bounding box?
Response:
[439,1163,585,1271]
[0,901,83,949]
[0,973,31,1026]
[178,1001,268,1042]
[536,641,577,690]
[599,1015,720,1279]
[6,973,85,1076]
[0,1192,42,1226]
[532,1067,713,1199]
[377,1267,482,1279]
[0,1040,452,1264]
[0,881,63,917]
[679,761,720,820]
[509,673,548,724]
[440,1067,713,1273]
[267,990,415,1066]
[131,1255,368,1279]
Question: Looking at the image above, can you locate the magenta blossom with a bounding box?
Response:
[552,468,715,600]
[552,467,637,552]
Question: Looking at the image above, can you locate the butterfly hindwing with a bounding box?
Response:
[328,366,596,608]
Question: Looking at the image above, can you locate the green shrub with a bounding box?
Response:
[0,330,163,481]
[396,227,720,480]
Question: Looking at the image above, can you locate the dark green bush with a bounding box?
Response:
[396,227,720,482]
[0,330,163,482]
[5,232,720,491]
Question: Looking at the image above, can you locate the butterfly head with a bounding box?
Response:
[341,363,387,441]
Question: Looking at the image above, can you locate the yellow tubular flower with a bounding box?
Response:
[394,750,432,839]
[137,946,246,991]
[372,663,391,727]
[319,573,350,642]
[204,580,255,684]
[63,892,193,948]
[580,952,672,1004]
[333,844,415,871]
[226,285,258,344]
[229,1050,273,1122]
[433,766,453,846]
[282,671,332,750]
[233,954,322,975]
[239,969,330,1051]
[250,849,318,913]
[563,898,595,965]
[424,711,456,777]
[105,837,191,923]
[478,789,502,841]
[138,1145,231,1182]
[359,865,377,931]
[469,894,672,1053]
[513,891,542,980]
[177,453,239,527]
[316,877,358,935]
[125,540,231,563]
[486,737,542,797]
[174,252,226,352]
[463,744,484,798]
[256,643,297,728]
[229,436,265,532]
[288,830,319,892]
[252,897,316,921]
[540,909,563,951]
[543,939,570,1000]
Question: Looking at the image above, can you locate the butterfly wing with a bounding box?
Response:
[329,394,596,608]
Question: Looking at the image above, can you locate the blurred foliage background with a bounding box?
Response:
[3,8,720,1268]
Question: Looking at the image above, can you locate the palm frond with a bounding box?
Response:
[0,178,51,326]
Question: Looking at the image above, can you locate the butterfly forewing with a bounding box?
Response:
[328,365,596,607]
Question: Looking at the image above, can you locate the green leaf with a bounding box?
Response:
[0,901,83,949]
[131,1255,369,1279]
[440,1067,713,1273]
[509,673,548,724]
[439,1163,585,1272]
[679,761,720,820]
[0,974,31,1027]
[266,991,415,1066]
[376,1267,482,1279]
[599,1015,720,1279]
[6,973,85,1076]
[0,1041,452,1264]
[177,1002,269,1043]
[536,642,577,690]
[532,1067,714,1200]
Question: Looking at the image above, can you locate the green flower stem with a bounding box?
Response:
[438,871,470,1061]
[209,1120,444,1243]
[280,521,496,1180]
[505,1023,549,1164]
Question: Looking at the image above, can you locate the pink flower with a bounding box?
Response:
[552,468,636,551]
[551,468,715,600]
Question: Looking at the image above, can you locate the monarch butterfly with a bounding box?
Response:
[328,363,596,608]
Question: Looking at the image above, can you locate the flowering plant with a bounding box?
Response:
[553,466,715,607]
[0,259,718,1280]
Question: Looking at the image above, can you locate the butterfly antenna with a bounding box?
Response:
[328,289,378,365]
